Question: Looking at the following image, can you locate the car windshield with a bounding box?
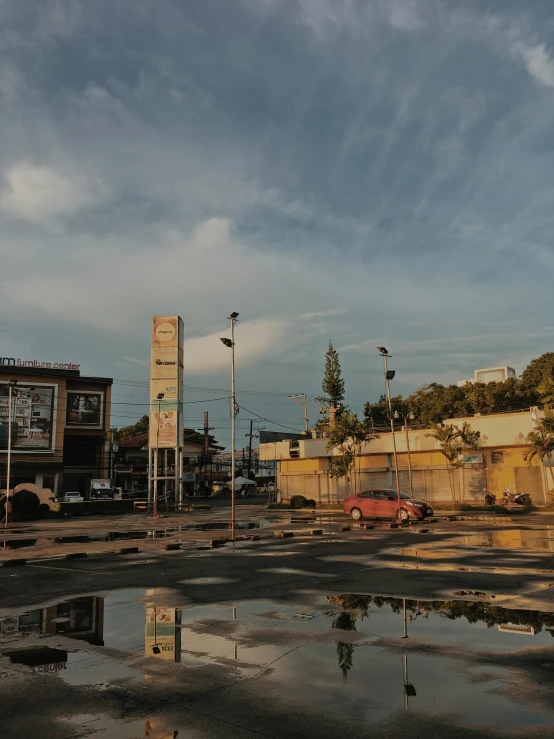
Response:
[388,490,412,499]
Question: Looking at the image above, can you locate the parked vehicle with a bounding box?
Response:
[484,491,497,506]
[342,489,433,522]
[61,492,84,503]
[499,492,532,506]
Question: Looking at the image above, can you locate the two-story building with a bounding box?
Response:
[0,365,113,497]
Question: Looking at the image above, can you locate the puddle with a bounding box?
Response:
[457,527,554,551]
[3,591,554,736]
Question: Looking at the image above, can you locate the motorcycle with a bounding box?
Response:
[484,492,496,506]
[499,492,532,506]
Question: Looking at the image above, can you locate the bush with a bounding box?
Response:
[290,495,309,509]
[37,503,50,519]
[307,499,317,508]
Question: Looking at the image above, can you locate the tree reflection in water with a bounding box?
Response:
[327,594,554,678]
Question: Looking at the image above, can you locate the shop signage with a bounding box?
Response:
[0,357,80,370]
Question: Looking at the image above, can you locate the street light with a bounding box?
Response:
[395,411,416,497]
[376,347,402,521]
[150,392,164,519]
[2,380,17,529]
[220,311,239,541]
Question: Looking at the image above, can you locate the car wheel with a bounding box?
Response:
[397,507,410,522]
[350,507,363,521]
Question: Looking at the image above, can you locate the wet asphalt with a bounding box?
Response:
[2,507,554,738]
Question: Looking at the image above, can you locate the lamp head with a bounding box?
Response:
[152,644,161,655]
[409,412,415,421]
[394,410,399,419]
[386,370,395,380]
[229,311,239,319]
[156,392,165,400]
[376,346,388,355]
[220,337,233,348]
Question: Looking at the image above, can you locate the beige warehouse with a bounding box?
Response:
[259,410,550,505]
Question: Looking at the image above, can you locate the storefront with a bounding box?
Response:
[0,365,113,497]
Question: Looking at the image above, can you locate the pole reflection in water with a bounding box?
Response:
[233,605,237,660]
[401,597,416,709]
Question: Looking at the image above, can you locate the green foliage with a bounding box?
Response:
[116,414,149,441]
[362,353,554,431]
[525,405,554,488]
[290,495,309,509]
[326,411,375,495]
[519,352,554,392]
[322,341,345,404]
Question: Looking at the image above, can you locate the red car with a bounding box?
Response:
[343,489,433,522]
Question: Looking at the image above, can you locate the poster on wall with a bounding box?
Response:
[0,382,56,451]
[66,392,103,428]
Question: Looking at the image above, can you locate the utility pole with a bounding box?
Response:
[246,419,254,478]
[220,311,239,540]
[289,394,309,434]
[2,380,17,529]
[376,347,401,521]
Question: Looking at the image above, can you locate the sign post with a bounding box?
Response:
[148,316,184,514]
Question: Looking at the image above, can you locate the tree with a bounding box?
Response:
[524,406,554,489]
[116,415,149,441]
[457,421,481,502]
[363,394,409,430]
[425,424,463,501]
[537,377,554,406]
[322,341,345,404]
[326,411,374,497]
[520,353,554,393]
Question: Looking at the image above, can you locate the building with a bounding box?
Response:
[116,432,222,495]
[259,409,550,505]
[458,366,516,387]
[0,365,112,497]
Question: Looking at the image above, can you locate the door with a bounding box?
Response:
[373,489,398,518]
[356,490,377,517]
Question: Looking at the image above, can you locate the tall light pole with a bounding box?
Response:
[151,391,164,520]
[376,348,401,520]
[220,311,239,541]
[395,411,415,498]
[2,380,17,530]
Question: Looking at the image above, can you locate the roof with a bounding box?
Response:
[0,366,113,384]
[118,433,149,449]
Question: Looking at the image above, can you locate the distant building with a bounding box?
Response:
[458,366,516,387]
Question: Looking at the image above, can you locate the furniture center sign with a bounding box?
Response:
[149,316,184,449]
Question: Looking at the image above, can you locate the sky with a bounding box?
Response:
[2,0,554,449]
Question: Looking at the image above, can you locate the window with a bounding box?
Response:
[491,451,504,464]
[358,491,374,499]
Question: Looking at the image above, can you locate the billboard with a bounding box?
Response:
[0,382,57,451]
[149,316,184,449]
[66,391,103,428]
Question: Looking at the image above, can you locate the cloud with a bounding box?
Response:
[513,41,554,87]
[0,161,104,223]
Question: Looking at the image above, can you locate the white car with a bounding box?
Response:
[62,492,84,502]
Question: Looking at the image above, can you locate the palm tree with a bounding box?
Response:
[525,406,554,491]
[457,422,481,502]
[537,378,554,406]
[425,424,462,502]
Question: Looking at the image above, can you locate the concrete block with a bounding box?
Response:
[310,529,323,535]
[120,547,140,554]
[250,535,261,541]
[2,558,27,567]
[65,552,87,560]
[274,530,294,538]
[389,523,399,529]
[364,524,375,530]
[340,526,351,532]
[210,539,226,548]
[165,543,181,551]
[416,528,429,534]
